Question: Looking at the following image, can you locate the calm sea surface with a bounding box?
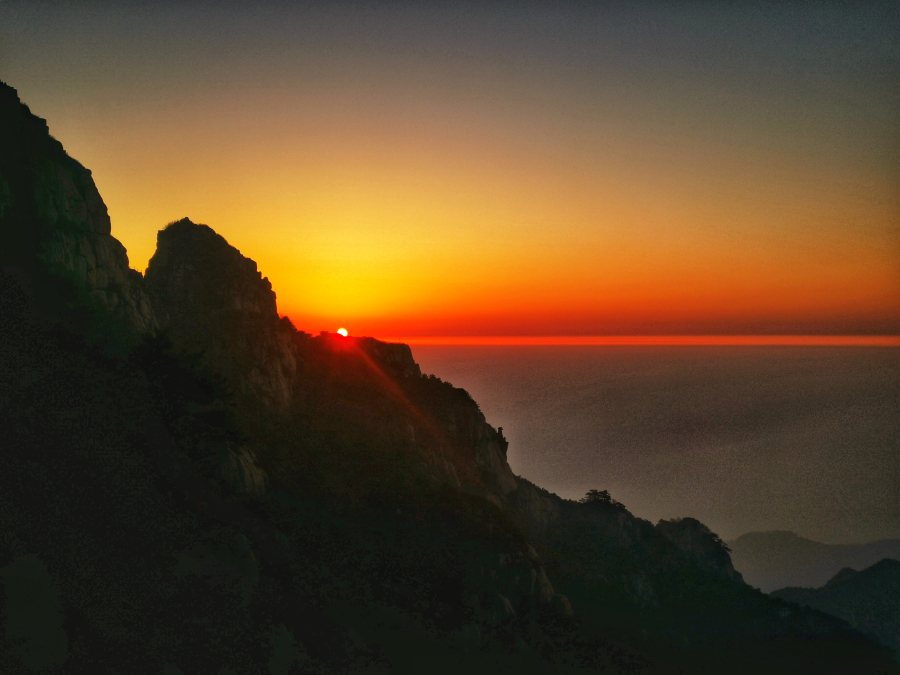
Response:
[411,346,900,544]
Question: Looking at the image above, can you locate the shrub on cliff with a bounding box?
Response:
[579,489,626,510]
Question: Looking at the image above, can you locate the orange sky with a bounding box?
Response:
[2,3,898,337]
[382,336,900,347]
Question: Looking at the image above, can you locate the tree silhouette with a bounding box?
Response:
[579,489,625,509]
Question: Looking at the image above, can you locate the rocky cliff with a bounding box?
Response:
[0,82,155,332]
[506,480,744,616]
[141,219,518,506]
[145,218,297,408]
[657,517,743,582]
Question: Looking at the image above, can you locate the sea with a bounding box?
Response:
[410,345,900,545]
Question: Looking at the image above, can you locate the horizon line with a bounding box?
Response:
[373,335,900,347]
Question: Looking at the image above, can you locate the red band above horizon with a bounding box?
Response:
[375,335,900,347]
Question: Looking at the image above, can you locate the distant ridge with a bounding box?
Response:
[729,531,900,592]
[773,558,900,657]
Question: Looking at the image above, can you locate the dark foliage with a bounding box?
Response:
[579,489,626,510]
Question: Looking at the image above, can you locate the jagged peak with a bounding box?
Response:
[163,216,211,233]
[164,216,199,229]
[150,217,263,280]
[159,217,247,260]
[145,219,295,407]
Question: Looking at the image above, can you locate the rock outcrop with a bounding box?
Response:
[0,81,155,332]
[509,477,650,550]
[656,517,743,582]
[447,408,517,500]
[355,337,422,380]
[145,218,297,408]
[413,376,517,500]
[138,218,516,502]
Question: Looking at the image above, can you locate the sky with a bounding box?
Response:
[1,1,898,338]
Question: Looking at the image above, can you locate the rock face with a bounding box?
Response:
[141,220,515,502]
[656,517,743,582]
[461,548,574,635]
[443,404,516,499]
[412,377,516,500]
[0,81,155,332]
[145,218,297,408]
[220,447,269,497]
[509,477,649,550]
[356,337,422,380]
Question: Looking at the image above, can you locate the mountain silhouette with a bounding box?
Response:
[1,80,897,674]
[773,559,900,658]
[729,530,900,592]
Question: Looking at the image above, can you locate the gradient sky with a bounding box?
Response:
[2,1,898,337]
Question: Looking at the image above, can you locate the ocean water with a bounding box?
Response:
[411,345,900,544]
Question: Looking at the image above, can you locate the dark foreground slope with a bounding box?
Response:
[2,81,897,674]
[773,559,900,659]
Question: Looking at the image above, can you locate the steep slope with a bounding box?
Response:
[656,517,742,582]
[773,559,900,657]
[730,530,900,592]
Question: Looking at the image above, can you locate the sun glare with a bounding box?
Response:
[336,328,348,337]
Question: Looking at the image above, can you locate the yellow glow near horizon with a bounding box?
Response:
[78,128,898,337]
[5,4,897,338]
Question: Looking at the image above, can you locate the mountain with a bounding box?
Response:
[145,217,299,410]
[0,82,155,333]
[773,559,900,658]
[729,531,900,592]
[2,80,898,674]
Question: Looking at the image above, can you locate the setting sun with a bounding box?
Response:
[336,328,348,337]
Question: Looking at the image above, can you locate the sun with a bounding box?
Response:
[336,328,348,337]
